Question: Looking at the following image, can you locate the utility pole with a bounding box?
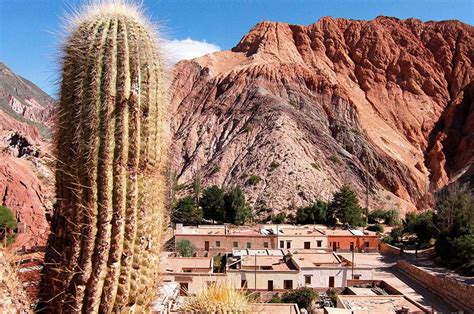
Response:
[254,253,257,291]
[365,162,370,229]
[351,246,355,280]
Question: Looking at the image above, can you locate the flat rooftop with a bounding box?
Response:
[337,295,426,313]
[291,252,342,268]
[323,229,377,236]
[253,303,300,313]
[161,257,212,273]
[240,255,296,271]
[233,249,284,256]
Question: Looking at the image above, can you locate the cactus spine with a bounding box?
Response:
[42,2,167,312]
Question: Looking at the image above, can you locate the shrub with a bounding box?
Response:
[367,224,384,233]
[272,212,286,224]
[246,175,262,186]
[269,161,280,171]
[296,200,329,224]
[281,287,318,310]
[210,165,221,175]
[328,155,342,165]
[0,206,17,246]
[176,240,196,257]
[368,209,400,225]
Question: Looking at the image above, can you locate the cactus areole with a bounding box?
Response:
[41,2,167,312]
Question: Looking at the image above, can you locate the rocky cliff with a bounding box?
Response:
[170,17,473,215]
[0,63,54,249]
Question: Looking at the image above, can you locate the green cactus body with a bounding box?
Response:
[42,2,167,313]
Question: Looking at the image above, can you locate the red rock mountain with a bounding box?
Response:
[170,17,473,215]
[0,62,54,249]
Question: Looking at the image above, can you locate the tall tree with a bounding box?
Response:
[172,196,203,225]
[200,185,226,223]
[224,187,249,225]
[193,166,202,203]
[329,185,365,226]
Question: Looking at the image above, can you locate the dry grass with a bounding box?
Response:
[183,283,253,313]
[0,249,31,313]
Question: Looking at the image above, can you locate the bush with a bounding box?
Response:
[0,206,17,245]
[366,224,384,233]
[368,209,400,225]
[176,239,196,257]
[269,161,280,171]
[272,212,286,224]
[282,287,318,310]
[246,175,262,186]
[296,200,329,224]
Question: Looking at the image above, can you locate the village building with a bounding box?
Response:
[275,225,329,250]
[324,229,379,252]
[291,252,374,288]
[160,254,226,295]
[174,224,278,255]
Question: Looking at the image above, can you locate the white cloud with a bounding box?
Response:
[161,38,221,66]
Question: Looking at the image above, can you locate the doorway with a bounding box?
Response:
[205,241,209,251]
[268,280,274,291]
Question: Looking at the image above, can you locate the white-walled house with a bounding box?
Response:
[291,252,374,288]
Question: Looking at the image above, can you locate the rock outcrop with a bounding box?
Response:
[170,17,473,214]
[0,63,54,249]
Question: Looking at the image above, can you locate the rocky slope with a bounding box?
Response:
[0,63,54,249]
[170,17,473,215]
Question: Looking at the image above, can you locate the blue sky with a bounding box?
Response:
[1,0,473,96]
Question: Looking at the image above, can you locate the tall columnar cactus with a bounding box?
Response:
[41,1,167,312]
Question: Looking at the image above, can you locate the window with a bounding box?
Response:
[264,242,269,248]
[304,275,311,284]
[280,241,285,248]
[365,242,370,248]
[304,242,310,249]
[316,240,322,247]
[233,241,238,248]
[350,242,354,251]
[246,242,251,249]
[182,268,192,273]
[283,280,293,289]
[353,274,361,280]
[286,241,291,249]
[241,280,247,288]
[216,241,221,248]
[205,241,210,251]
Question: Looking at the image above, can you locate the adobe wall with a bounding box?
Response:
[379,242,401,256]
[396,261,474,312]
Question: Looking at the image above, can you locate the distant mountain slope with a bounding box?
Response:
[170,17,473,214]
[0,62,54,249]
[0,62,54,139]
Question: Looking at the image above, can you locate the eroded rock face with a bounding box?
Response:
[170,17,473,214]
[0,63,54,249]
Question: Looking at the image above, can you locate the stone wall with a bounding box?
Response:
[379,242,401,256]
[396,260,474,312]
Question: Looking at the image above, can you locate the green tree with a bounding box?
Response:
[296,200,329,224]
[329,185,365,226]
[403,211,435,255]
[224,187,249,225]
[433,184,474,274]
[0,206,17,245]
[200,185,226,223]
[176,240,196,257]
[272,212,286,224]
[282,287,318,310]
[193,167,202,202]
[172,196,203,225]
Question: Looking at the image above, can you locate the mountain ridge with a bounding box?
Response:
[170,16,473,215]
